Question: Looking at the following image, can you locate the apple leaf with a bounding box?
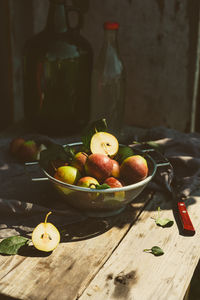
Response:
[155,218,174,228]
[39,143,73,172]
[82,119,108,152]
[143,246,164,256]
[152,207,174,228]
[115,146,134,164]
[95,183,111,190]
[0,236,30,255]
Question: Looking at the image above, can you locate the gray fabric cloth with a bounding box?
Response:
[142,127,200,198]
[0,127,200,239]
[0,134,86,239]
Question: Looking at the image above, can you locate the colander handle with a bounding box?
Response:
[139,148,172,168]
[25,161,49,181]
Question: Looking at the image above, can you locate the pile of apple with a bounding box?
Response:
[53,132,149,189]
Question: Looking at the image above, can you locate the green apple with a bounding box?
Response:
[85,153,113,182]
[32,212,60,252]
[120,155,148,184]
[90,132,119,157]
[71,152,88,173]
[54,166,81,185]
[77,176,99,188]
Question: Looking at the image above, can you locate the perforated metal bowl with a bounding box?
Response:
[41,142,158,217]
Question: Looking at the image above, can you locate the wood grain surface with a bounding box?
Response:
[79,191,200,300]
[0,190,152,300]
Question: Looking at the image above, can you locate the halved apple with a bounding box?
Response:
[32,212,60,252]
[90,132,119,157]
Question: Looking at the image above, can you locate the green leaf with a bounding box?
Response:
[0,236,30,255]
[39,143,73,171]
[81,119,108,152]
[152,207,174,228]
[144,246,164,256]
[115,146,134,164]
[155,218,174,228]
[63,145,76,160]
[95,183,111,190]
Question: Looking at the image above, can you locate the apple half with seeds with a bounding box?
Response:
[90,132,119,157]
[32,212,60,252]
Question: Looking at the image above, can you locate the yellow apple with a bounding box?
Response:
[32,212,60,252]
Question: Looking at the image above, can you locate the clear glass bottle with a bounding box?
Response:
[23,0,93,135]
[91,22,126,134]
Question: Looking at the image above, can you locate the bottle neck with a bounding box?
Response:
[45,0,67,33]
[104,29,118,44]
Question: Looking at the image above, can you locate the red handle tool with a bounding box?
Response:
[177,201,195,235]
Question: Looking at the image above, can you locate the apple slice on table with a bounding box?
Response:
[32,212,60,252]
[90,132,119,157]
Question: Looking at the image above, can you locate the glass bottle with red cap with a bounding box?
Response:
[91,21,126,134]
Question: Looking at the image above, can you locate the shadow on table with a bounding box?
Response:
[0,293,21,300]
[56,189,153,243]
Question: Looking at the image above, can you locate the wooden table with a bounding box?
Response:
[0,186,200,300]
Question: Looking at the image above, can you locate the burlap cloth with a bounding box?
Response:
[0,126,200,239]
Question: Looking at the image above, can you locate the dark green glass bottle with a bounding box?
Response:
[23,0,93,135]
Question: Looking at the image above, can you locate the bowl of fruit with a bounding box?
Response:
[38,121,157,217]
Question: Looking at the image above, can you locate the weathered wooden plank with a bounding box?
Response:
[79,191,200,300]
[0,190,151,300]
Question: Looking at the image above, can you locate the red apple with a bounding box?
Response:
[85,153,113,182]
[77,176,99,188]
[9,137,25,156]
[17,140,38,162]
[104,177,123,188]
[71,152,88,173]
[111,159,120,178]
[120,155,148,184]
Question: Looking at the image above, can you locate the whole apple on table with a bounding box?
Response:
[53,132,149,189]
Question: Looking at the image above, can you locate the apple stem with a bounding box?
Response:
[51,161,57,172]
[82,152,88,158]
[45,211,52,224]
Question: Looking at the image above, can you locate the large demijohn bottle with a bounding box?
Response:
[23,0,93,135]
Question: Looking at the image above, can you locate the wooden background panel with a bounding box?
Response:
[1,0,200,132]
[0,1,13,131]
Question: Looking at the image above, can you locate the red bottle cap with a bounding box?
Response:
[104,22,119,30]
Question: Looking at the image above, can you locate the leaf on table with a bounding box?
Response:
[155,218,174,228]
[81,119,108,152]
[0,236,30,255]
[144,246,164,256]
[152,207,174,228]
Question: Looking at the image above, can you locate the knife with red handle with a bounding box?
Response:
[177,200,195,235]
[140,147,196,236]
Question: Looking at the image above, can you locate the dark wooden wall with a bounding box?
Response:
[1,0,200,133]
[0,1,13,130]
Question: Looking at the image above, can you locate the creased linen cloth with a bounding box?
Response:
[0,127,200,239]
[0,134,85,239]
